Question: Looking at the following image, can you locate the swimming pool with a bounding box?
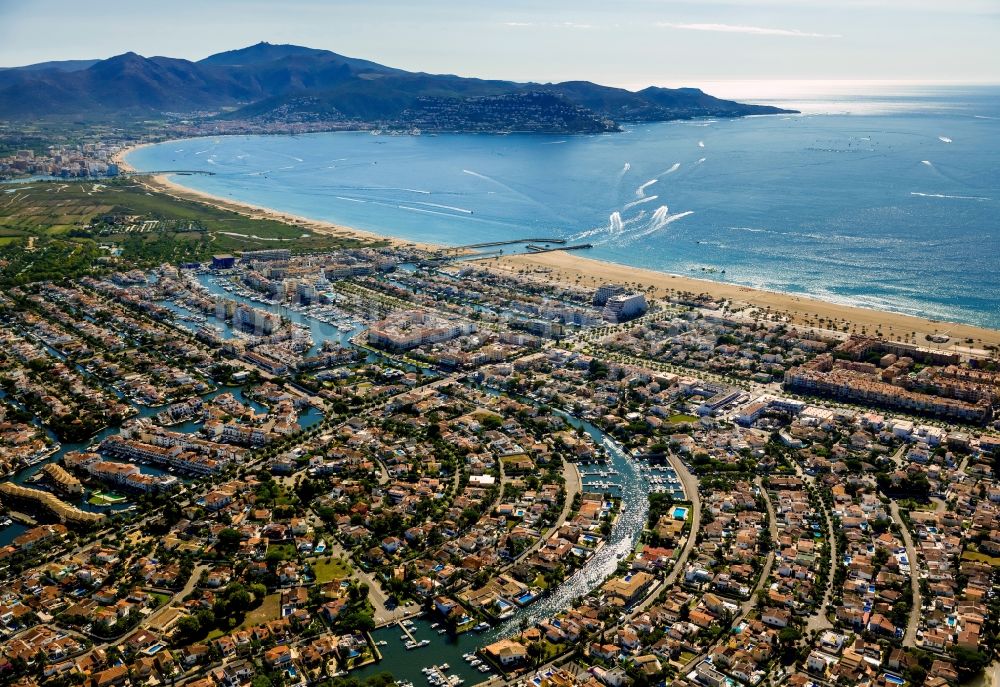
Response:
[673,506,689,520]
[884,673,905,685]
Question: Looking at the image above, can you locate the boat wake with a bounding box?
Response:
[636,179,658,198]
[414,201,474,214]
[911,191,991,201]
[592,205,694,246]
[624,195,658,209]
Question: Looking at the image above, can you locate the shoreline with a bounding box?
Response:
[488,250,1000,353]
[119,140,1000,354]
[120,138,443,253]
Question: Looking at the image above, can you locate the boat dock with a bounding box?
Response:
[9,511,37,526]
[398,620,417,643]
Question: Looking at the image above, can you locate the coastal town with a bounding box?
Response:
[0,242,997,687]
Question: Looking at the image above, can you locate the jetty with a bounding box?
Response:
[127,169,216,176]
[438,238,566,252]
[525,243,593,253]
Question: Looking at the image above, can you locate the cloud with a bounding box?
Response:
[503,21,534,27]
[656,22,841,38]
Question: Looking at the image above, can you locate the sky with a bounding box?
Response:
[1,0,998,94]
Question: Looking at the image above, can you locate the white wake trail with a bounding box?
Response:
[624,195,659,209]
[636,179,658,198]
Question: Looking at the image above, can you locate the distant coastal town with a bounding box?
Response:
[0,233,997,687]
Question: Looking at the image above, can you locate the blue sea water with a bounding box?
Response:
[127,84,1000,328]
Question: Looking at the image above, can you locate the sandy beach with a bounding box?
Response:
[486,251,1000,354]
[117,141,1000,356]
[117,142,443,251]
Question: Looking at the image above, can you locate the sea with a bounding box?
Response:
[126,83,1000,329]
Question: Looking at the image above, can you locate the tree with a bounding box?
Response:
[217,528,241,553]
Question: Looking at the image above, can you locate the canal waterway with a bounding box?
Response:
[4,268,665,686]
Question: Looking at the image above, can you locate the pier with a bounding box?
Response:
[525,243,592,253]
[127,170,217,176]
[438,238,566,252]
[398,620,417,643]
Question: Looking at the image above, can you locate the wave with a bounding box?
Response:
[938,136,952,143]
[921,160,933,166]
[414,201,473,214]
[542,140,567,145]
[195,149,209,155]
[695,157,707,164]
[609,211,624,233]
[622,162,631,174]
[246,170,271,176]
[729,225,910,247]
[636,179,658,198]
[663,162,681,175]
[623,195,659,210]
[335,196,366,203]
[911,192,991,201]
[698,141,705,148]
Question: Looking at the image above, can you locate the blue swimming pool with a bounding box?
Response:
[673,506,689,520]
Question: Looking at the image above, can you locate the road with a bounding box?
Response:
[890,500,923,647]
[663,451,701,587]
[794,465,835,634]
[676,477,777,678]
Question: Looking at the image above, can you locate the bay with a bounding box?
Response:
[127,85,1000,329]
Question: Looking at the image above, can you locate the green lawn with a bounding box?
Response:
[312,557,352,583]
[240,593,281,629]
[667,414,699,424]
[266,543,298,562]
[962,550,1000,566]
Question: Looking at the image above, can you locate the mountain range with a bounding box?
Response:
[0,42,794,133]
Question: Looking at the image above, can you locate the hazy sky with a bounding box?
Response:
[1,0,997,91]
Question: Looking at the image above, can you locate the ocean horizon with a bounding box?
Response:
[127,83,1000,329]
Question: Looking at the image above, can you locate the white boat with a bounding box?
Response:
[440,663,450,670]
